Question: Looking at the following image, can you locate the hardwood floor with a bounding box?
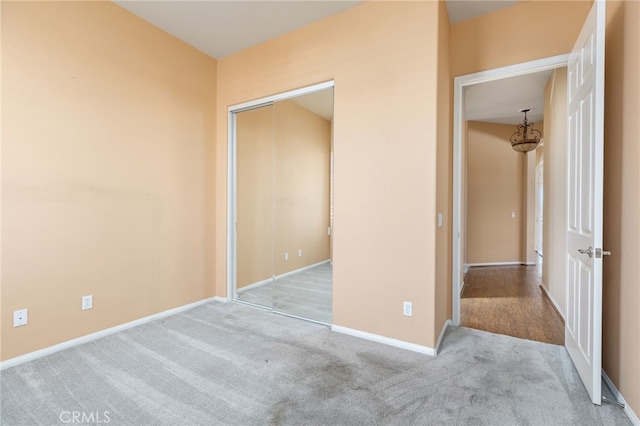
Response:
[461,265,565,345]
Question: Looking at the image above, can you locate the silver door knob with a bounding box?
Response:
[578,246,594,257]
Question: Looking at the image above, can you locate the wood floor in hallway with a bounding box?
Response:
[461,265,565,345]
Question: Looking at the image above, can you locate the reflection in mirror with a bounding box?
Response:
[272,89,333,324]
[235,104,274,309]
[234,87,334,324]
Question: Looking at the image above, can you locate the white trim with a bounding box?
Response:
[0,297,224,371]
[602,370,640,425]
[227,81,335,303]
[227,110,237,302]
[236,277,272,293]
[229,81,334,112]
[331,325,435,356]
[452,54,570,327]
[434,319,451,355]
[539,284,565,320]
[465,262,532,268]
[275,259,330,280]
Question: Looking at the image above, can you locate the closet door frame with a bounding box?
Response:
[227,80,335,302]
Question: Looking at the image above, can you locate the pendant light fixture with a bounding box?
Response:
[510,108,542,153]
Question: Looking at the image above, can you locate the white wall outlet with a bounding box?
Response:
[298,249,302,257]
[511,211,516,219]
[403,301,413,317]
[284,252,289,261]
[14,309,28,327]
[82,295,93,311]
[437,213,443,228]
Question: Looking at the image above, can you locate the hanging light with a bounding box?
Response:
[510,108,542,153]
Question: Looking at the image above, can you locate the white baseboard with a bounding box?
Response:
[237,260,330,293]
[603,369,640,425]
[276,259,330,280]
[463,264,470,274]
[435,319,452,355]
[236,277,272,293]
[539,284,565,320]
[465,262,529,267]
[0,296,225,371]
[331,325,435,356]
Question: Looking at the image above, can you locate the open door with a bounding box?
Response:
[565,0,606,405]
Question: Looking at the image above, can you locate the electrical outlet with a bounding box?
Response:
[82,295,93,311]
[403,301,413,317]
[298,249,302,257]
[284,253,289,261]
[14,309,28,327]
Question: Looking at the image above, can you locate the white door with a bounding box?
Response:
[565,0,605,405]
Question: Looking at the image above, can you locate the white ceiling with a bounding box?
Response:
[465,70,552,125]
[446,0,519,24]
[114,1,362,59]
[114,0,548,126]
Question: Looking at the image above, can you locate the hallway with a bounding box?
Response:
[461,265,564,345]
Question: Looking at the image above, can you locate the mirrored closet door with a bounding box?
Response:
[235,104,275,310]
[234,87,334,324]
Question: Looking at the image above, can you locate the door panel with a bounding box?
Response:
[565,0,605,405]
[235,105,275,309]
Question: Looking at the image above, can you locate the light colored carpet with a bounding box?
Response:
[237,262,332,324]
[0,301,630,426]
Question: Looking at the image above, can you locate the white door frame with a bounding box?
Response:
[451,56,569,326]
[226,80,335,302]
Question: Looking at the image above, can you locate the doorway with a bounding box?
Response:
[452,56,569,340]
[227,81,334,325]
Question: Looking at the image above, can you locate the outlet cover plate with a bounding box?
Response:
[82,295,93,310]
[403,301,413,317]
[14,309,28,327]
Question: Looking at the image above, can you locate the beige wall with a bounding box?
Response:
[216,1,441,347]
[236,100,331,288]
[603,0,640,416]
[1,2,217,361]
[542,67,568,318]
[451,1,591,77]
[466,121,524,264]
[435,0,452,343]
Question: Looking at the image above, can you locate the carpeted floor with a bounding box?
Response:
[0,301,630,425]
[237,262,332,324]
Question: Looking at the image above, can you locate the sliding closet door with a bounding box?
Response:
[235,105,274,309]
[272,92,333,323]
[233,87,334,324]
